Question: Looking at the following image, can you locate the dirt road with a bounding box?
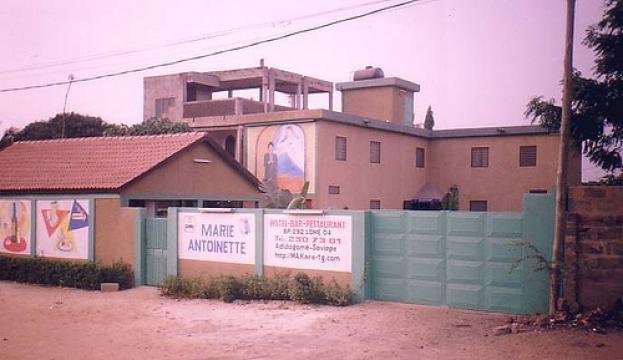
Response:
[0,281,621,360]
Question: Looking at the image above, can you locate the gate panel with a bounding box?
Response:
[144,218,167,286]
[369,206,551,314]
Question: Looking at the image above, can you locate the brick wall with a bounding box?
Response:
[564,186,623,310]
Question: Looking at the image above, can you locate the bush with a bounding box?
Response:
[160,272,354,306]
[0,256,134,290]
[288,273,326,304]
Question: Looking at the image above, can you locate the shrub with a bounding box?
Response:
[159,272,354,306]
[0,256,134,290]
[288,273,326,304]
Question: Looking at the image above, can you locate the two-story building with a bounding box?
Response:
[143,64,581,211]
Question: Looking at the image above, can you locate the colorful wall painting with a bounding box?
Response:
[0,200,31,255]
[36,199,90,259]
[246,123,316,194]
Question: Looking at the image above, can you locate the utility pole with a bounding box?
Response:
[550,0,575,315]
[61,74,75,138]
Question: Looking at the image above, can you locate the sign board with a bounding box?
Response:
[0,200,32,255]
[36,199,90,259]
[264,214,352,272]
[178,212,256,264]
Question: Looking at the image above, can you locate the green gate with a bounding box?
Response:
[144,218,168,286]
[368,194,554,314]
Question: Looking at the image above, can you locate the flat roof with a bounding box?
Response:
[188,109,553,139]
[336,77,421,92]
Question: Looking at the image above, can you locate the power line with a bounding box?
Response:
[0,0,393,75]
[0,0,423,93]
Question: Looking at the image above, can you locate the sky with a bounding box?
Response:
[0,0,609,178]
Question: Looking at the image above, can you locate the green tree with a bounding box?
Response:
[424,105,435,130]
[0,114,192,150]
[525,0,623,172]
[104,117,191,137]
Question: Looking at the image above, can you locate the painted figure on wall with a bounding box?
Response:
[256,124,306,192]
[262,142,278,191]
[0,200,30,253]
[40,200,89,253]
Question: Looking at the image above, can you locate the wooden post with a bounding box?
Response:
[550,0,575,315]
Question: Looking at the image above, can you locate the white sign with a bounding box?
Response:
[36,199,90,260]
[178,212,256,264]
[264,214,352,272]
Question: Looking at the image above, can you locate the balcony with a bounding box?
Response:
[183,98,293,118]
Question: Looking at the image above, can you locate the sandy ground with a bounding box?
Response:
[0,281,621,360]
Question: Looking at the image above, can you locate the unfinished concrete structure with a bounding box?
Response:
[144,64,581,211]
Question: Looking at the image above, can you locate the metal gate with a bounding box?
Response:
[144,218,168,286]
[368,200,553,314]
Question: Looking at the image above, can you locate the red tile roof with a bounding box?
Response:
[0,132,210,192]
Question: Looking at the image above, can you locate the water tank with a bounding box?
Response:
[353,66,384,81]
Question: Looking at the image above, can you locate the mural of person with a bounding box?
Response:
[262,141,278,191]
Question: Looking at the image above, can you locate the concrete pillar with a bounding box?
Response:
[328,91,333,111]
[228,90,233,98]
[296,82,302,110]
[303,80,309,110]
[262,74,268,113]
[235,125,243,163]
[269,76,275,112]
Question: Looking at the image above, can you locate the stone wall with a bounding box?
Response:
[564,185,623,310]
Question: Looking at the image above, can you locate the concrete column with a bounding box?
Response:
[296,82,302,110]
[328,91,333,111]
[228,90,233,98]
[261,74,268,113]
[235,125,243,163]
[269,76,275,112]
[303,80,309,110]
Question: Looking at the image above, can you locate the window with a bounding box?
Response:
[416,147,425,168]
[335,136,347,161]
[471,147,489,167]
[328,185,340,194]
[155,97,175,118]
[370,200,381,209]
[370,141,381,164]
[469,200,488,212]
[520,146,537,167]
[529,189,547,194]
[225,135,236,157]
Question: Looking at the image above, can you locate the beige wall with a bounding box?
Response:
[94,198,137,269]
[121,142,259,198]
[342,87,411,125]
[315,121,429,209]
[428,134,581,211]
[179,259,254,278]
[143,75,185,122]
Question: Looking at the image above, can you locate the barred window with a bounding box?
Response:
[328,185,340,195]
[370,141,381,164]
[471,147,489,167]
[416,147,425,168]
[155,97,175,118]
[370,200,381,209]
[335,136,347,161]
[520,146,537,167]
[469,200,488,212]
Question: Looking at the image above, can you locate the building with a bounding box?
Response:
[144,65,582,211]
[0,132,261,270]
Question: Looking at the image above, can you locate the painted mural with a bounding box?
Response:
[36,199,90,259]
[257,124,305,192]
[0,200,31,255]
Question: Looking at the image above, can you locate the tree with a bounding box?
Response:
[424,105,435,130]
[0,114,191,150]
[525,0,623,173]
[441,185,459,210]
[104,117,191,137]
